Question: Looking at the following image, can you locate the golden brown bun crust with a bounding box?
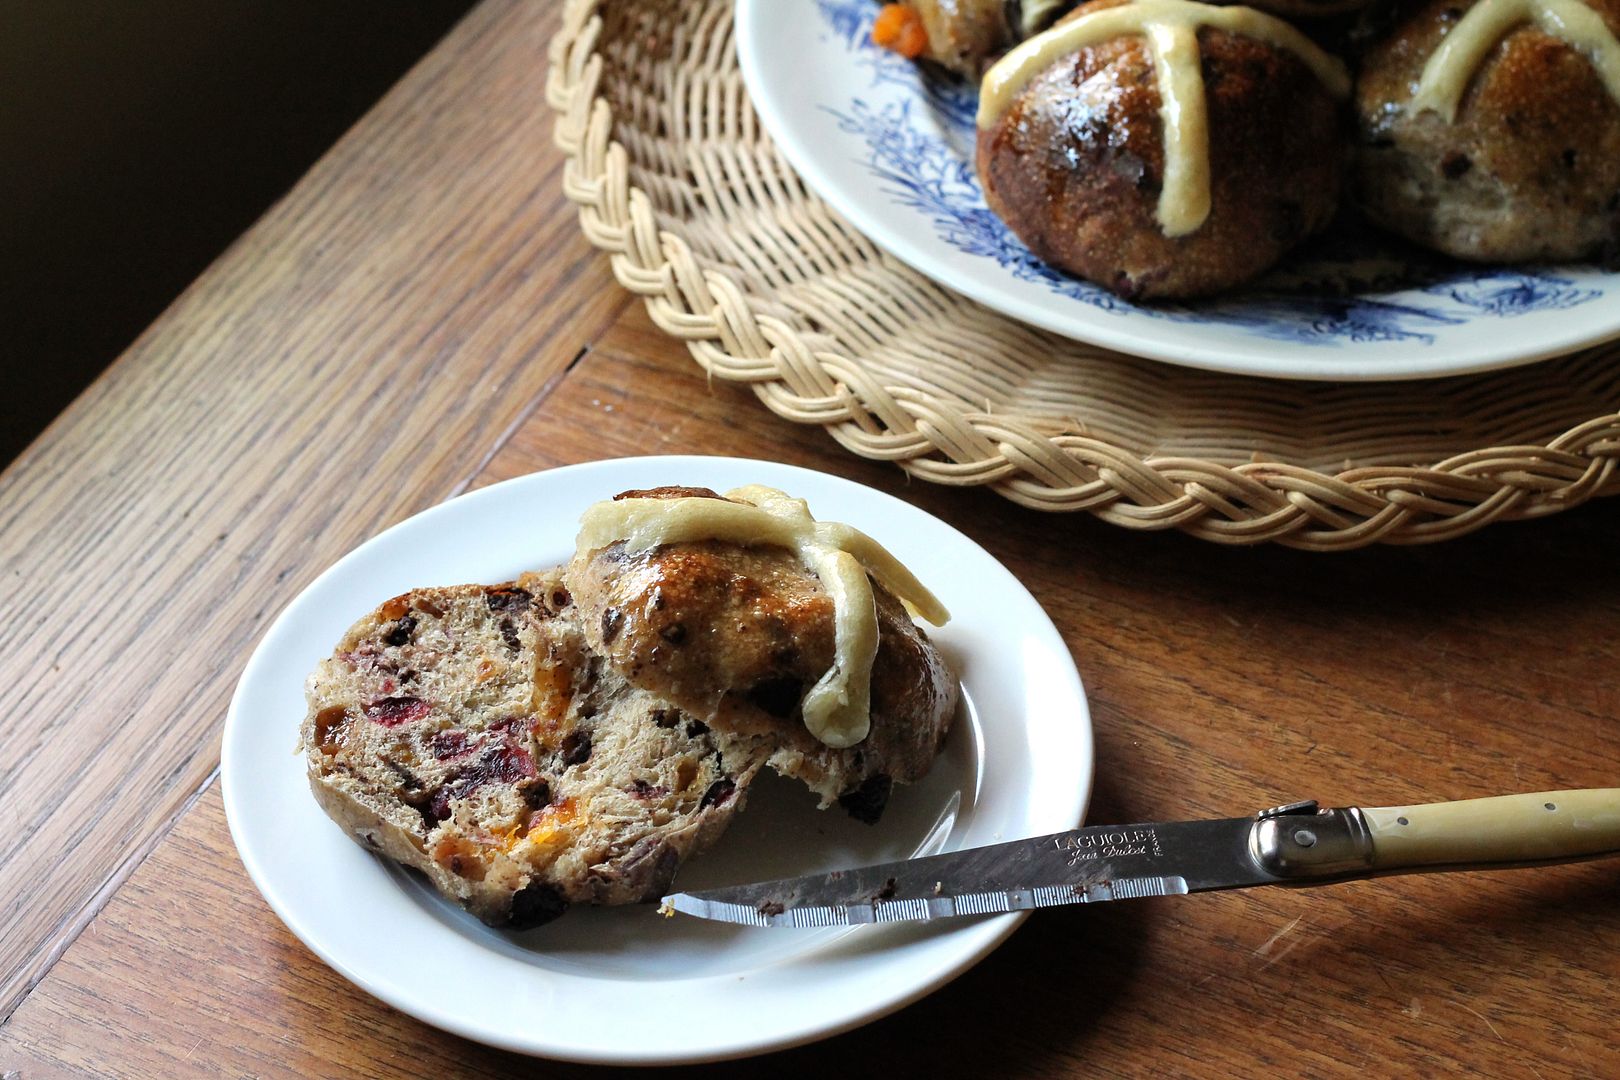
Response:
[1354,0,1620,261]
[975,0,1344,300]
[567,487,958,813]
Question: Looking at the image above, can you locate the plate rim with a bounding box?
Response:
[734,0,1620,382]
[221,454,1093,1063]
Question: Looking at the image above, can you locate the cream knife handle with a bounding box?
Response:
[1362,789,1620,871]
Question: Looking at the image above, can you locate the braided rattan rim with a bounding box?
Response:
[544,0,1620,550]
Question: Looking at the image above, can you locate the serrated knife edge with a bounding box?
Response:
[666,875,1193,927]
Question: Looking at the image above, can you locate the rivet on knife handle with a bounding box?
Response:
[1250,803,1376,880]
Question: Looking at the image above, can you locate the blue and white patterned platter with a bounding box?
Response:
[734,0,1620,381]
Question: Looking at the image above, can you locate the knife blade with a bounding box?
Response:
[662,788,1620,927]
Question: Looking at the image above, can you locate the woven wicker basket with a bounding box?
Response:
[545,0,1620,550]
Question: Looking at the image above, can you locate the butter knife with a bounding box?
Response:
[662,789,1620,927]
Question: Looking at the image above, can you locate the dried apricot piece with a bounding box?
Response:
[872,4,928,59]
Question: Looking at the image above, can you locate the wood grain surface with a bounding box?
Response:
[0,0,630,1020]
[5,0,1620,1075]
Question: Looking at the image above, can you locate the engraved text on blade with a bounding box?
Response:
[1055,827,1164,866]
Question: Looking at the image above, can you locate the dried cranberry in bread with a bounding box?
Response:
[300,569,766,929]
[566,487,958,824]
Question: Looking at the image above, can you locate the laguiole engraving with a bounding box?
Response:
[1054,827,1165,866]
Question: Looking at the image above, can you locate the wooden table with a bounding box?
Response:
[4,2,1618,1075]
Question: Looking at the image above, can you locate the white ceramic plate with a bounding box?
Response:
[223,456,1092,1064]
[735,0,1620,381]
